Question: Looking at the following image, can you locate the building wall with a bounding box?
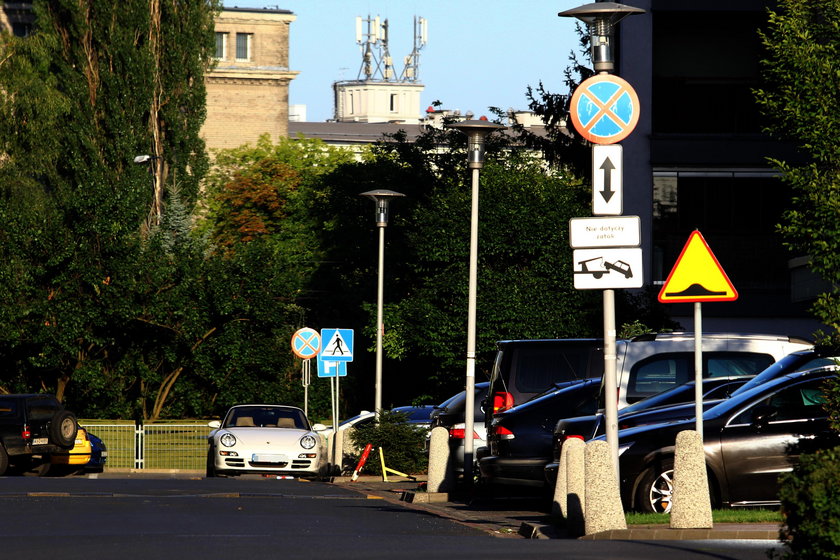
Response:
[333,81,425,123]
[203,8,299,152]
[617,1,824,336]
[0,2,35,36]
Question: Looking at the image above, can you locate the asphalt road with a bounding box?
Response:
[0,474,783,560]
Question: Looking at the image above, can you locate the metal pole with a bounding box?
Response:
[603,289,619,481]
[302,359,310,417]
[375,225,385,420]
[331,375,338,469]
[694,302,703,437]
[464,166,480,484]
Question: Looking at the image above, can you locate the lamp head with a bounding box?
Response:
[445,118,507,169]
[360,189,406,227]
[558,2,645,73]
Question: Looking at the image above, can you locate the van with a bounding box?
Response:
[486,332,813,420]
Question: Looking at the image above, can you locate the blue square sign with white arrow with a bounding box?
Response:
[320,328,353,362]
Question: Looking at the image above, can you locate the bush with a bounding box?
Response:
[778,446,840,559]
[348,411,428,476]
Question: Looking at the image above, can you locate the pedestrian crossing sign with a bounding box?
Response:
[320,328,354,362]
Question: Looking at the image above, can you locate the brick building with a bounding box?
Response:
[203,7,298,152]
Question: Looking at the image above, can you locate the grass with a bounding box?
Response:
[626,509,783,525]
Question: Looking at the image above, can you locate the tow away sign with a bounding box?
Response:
[573,248,643,289]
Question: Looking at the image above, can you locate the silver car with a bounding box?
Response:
[207,404,327,478]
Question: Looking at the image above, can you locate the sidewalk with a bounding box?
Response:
[333,475,782,541]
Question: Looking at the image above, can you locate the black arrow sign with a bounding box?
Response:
[599,157,615,203]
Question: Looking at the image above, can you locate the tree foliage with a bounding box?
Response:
[0,0,254,420]
[756,5,840,557]
[306,123,603,404]
[754,0,840,338]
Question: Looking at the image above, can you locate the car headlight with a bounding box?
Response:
[220,433,237,447]
[300,434,317,450]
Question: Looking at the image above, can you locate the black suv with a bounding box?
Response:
[0,394,78,475]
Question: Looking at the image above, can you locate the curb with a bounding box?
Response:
[520,521,782,541]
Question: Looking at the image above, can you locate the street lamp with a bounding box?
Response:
[558,2,645,74]
[360,189,406,420]
[445,117,505,485]
[133,154,162,225]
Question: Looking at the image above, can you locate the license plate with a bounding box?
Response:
[32,438,48,445]
[252,454,287,463]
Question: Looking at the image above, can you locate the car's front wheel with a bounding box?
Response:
[0,445,8,476]
[635,458,674,514]
[206,450,216,478]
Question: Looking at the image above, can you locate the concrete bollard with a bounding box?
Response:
[584,440,627,535]
[426,426,452,493]
[564,436,586,537]
[334,428,345,473]
[551,441,569,517]
[670,430,713,529]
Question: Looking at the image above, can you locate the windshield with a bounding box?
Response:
[703,371,830,421]
[731,353,838,396]
[224,406,308,429]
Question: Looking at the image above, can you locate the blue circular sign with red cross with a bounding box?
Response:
[570,74,640,144]
[291,327,321,360]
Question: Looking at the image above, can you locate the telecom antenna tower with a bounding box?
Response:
[400,16,427,82]
[334,15,427,123]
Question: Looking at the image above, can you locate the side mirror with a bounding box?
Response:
[312,423,327,431]
[208,420,221,429]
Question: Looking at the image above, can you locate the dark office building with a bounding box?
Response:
[617,0,826,335]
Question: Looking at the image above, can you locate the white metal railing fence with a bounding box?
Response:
[80,422,213,471]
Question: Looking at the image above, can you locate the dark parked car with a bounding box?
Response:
[0,394,78,475]
[550,375,751,457]
[545,348,840,486]
[479,378,602,488]
[429,382,489,474]
[603,367,838,513]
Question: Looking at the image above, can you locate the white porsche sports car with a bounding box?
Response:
[207,404,327,478]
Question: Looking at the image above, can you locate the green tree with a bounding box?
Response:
[0,0,220,416]
[755,4,840,558]
[754,0,840,339]
[310,125,601,405]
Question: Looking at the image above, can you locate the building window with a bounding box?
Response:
[214,32,227,59]
[349,93,354,114]
[236,33,252,61]
[652,11,764,134]
[390,94,397,112]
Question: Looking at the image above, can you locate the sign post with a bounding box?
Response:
[569,73,641,481]
[658,230,738,436]
[291,327,321,417]
[319,328,354,472]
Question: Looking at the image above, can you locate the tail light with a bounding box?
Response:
[449,428,479,440]
[21,425,31,441]
[491,391,514,414]
[493,425,515,440]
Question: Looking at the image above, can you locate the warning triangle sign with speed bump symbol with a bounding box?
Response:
[658,230,738,303]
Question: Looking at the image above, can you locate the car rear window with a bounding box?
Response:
[627,352,774,403]
[511,345,596,393]
[27,397,60,421]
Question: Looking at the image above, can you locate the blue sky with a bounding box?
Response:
[223,1,585,122]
